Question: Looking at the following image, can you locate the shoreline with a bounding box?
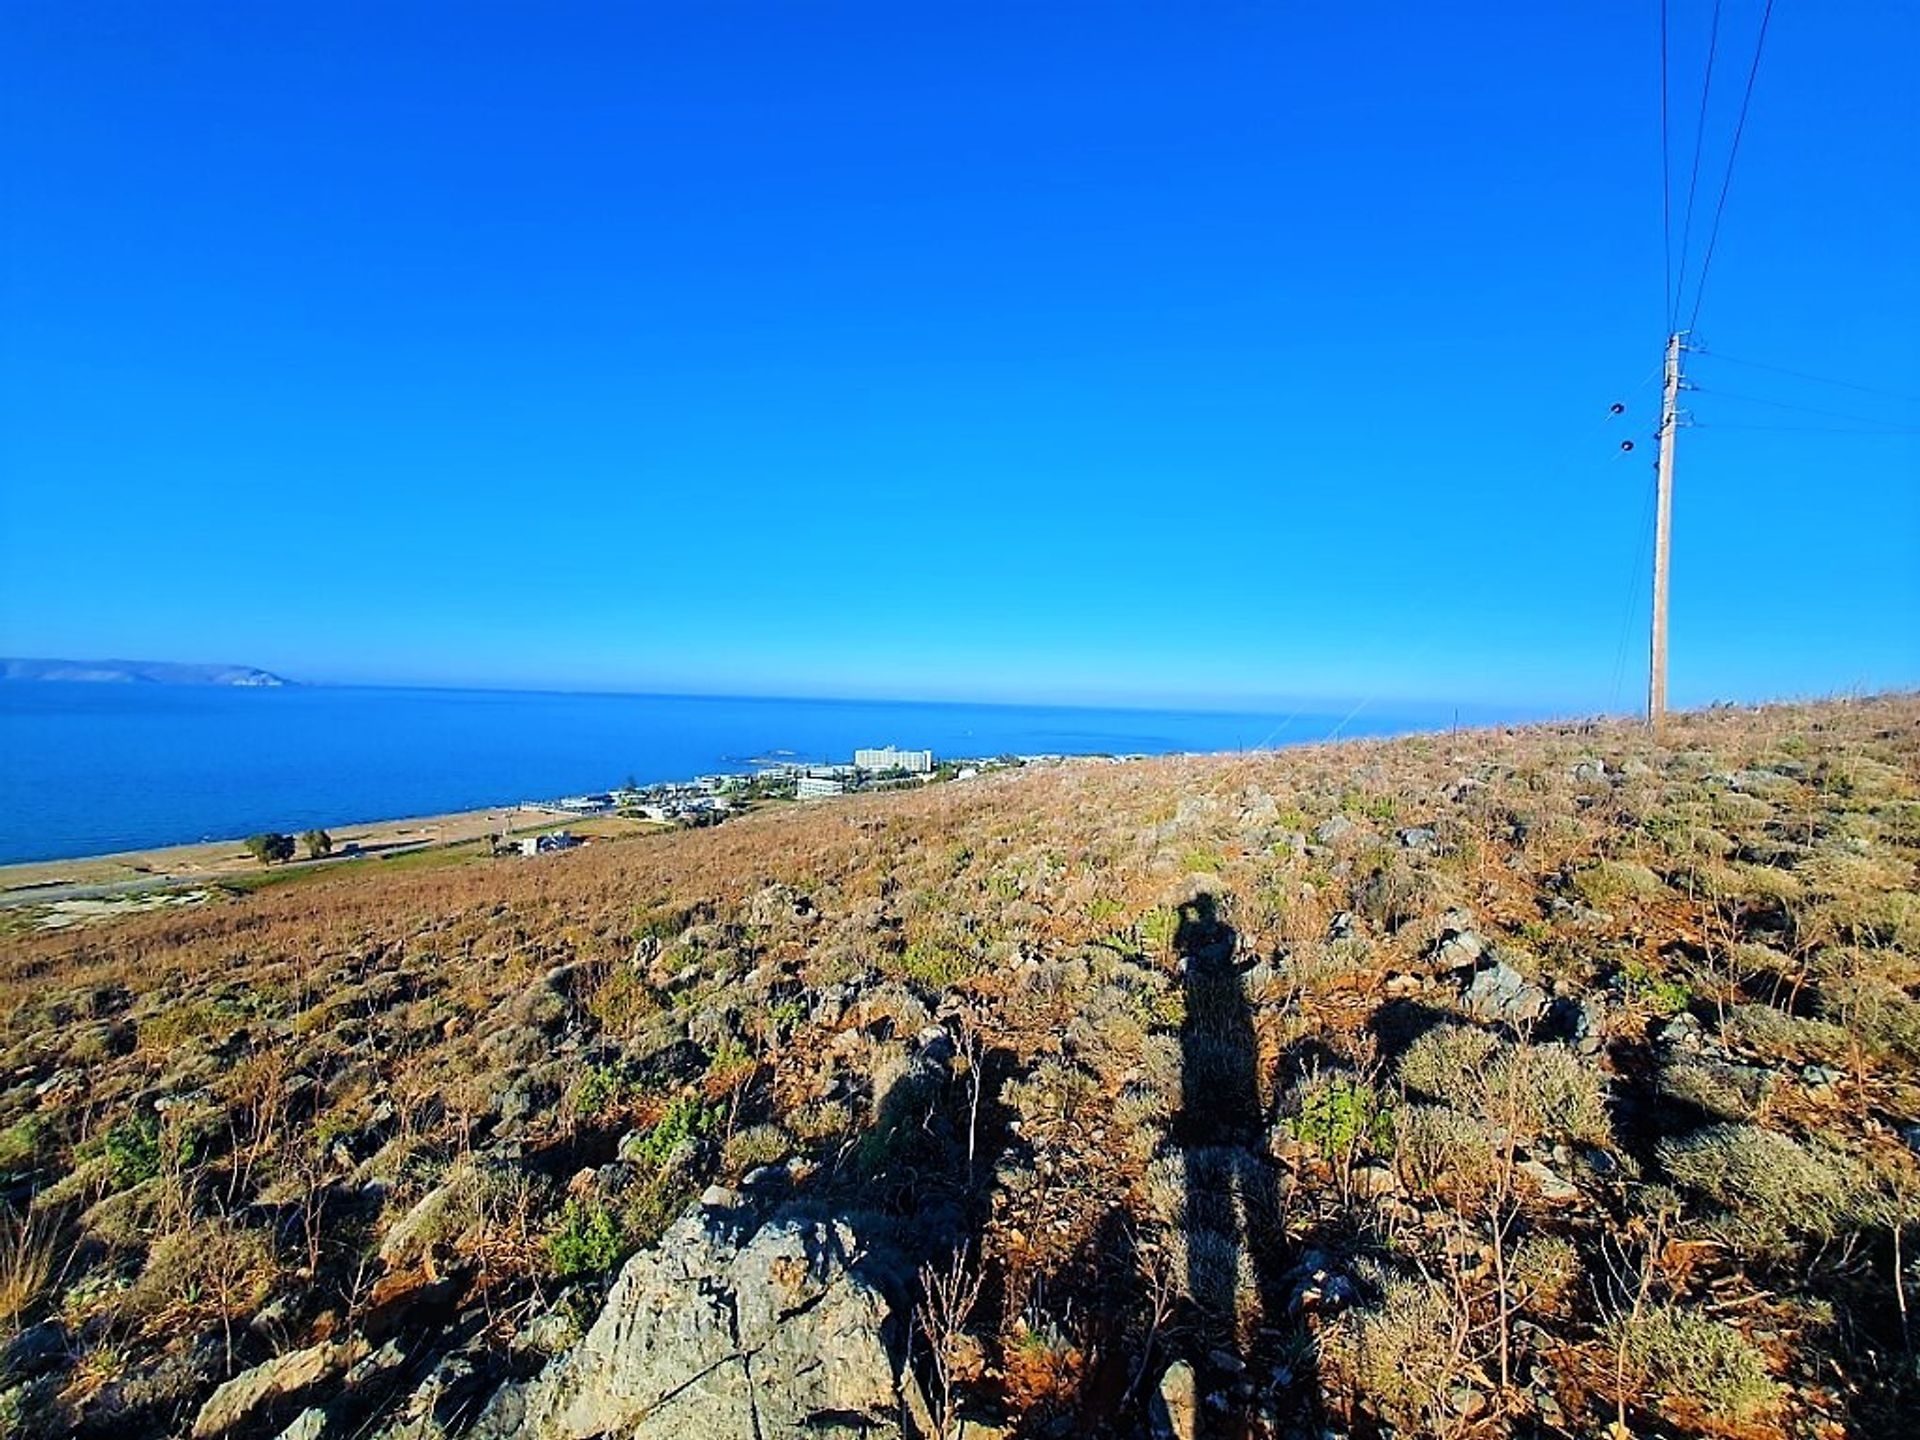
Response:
[0,800,639,905]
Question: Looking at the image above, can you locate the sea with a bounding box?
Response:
[0,684,1530,866]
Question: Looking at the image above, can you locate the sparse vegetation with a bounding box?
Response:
[1,695,1916,1438]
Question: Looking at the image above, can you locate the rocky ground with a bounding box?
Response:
[1,696,1917,1440]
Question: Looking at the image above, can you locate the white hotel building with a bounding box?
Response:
[855,746,933,774]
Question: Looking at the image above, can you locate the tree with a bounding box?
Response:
[300,829,333,860]
[245,833,296,865]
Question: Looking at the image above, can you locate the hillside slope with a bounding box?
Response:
[0,659,291,686]
[2,697,1917,1439]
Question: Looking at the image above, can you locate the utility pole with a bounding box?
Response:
[1649,330,1685,723]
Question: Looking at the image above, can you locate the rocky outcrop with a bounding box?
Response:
[469,1197,904,1440]
[190,1340,366,1438]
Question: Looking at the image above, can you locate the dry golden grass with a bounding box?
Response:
[0,694,1915,1439]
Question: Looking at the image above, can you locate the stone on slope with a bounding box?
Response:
[470,1201,903,1440]
[1460,959,1549,1026]
[191,1340,366,1438]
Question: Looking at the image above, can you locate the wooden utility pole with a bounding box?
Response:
[1649,330,1685,722]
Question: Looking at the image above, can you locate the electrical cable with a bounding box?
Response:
[1687,0,1778,331]
[1673,0,1725,319]
[1692,386,1920,428]
[1696,351,1920,406]
[1660,0,1677,328]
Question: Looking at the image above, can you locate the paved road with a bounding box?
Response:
[0,871,210,907]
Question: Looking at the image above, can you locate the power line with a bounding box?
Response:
[1693,385,1920,428]
[1659,0,1676,327]
[1672,0,1724,319]
[1697,351,1920,406]
[1687,0,1777,331]
[1696,422,1920,435]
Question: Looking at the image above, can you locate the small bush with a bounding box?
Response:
[1289,1075,1394,1162]
[1393,1102,1499,1199]
[1511,1233,1581,1312]
[1656,1124,1863,1241]
[546,1199,624,1281]
[1573,859,1663,909]
[0,1115,48,1172]
[1398,1025,1501,1101]
[1606,1306,1780,1424]
[1400,1029,1609,1146]
[569,1063,628,1118]
[1658,1059,1771,1120]
[631,1095,715,1168]
[1618,958,1694,1016]
[1722,1004,1850,1063]
[83,1113,163,1192]
[899,938,979,992]
[131,1216,277,1319]
[1321,1264,1456,1431]
[721,1123,789,1175]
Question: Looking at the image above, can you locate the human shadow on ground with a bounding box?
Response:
[1172,893,1290,1430]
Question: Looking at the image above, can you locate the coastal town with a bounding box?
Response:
[0,744,1133,922]
[517,744,1019,847]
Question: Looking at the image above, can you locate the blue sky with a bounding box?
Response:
[2,2,1914,712]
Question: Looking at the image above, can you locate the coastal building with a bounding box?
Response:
[796,774,846,800]
[855,746,933,774]
[514,830,581,856]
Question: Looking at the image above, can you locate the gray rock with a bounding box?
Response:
[1546,995,1604,1054]
[468,1205,903,1440]
[191,1340,366,1438]
[3,1321,67,1379]
[1657,1012,1704,1049]
[1150,1360,1197,1440]
[1460,960,1549,1026]
[276,1410,330,1440]
[1517,1158,1579,1204]
[1396,826,1438,853]
[1313,815,1356,846]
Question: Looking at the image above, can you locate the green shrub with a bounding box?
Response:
[899,938,979,991]
[0,1115,48,1171]
[721,1123,789,1175]
[1290,1075,1394,1162]
[83,1113,163,1191]
[570,1063,627,1118]
[1605,1307,1780,1423]
[1398,1025,1501,1100]
[1655,1123,1864,1242]
[632,1095,715,1167]
[546,1199,625,1280]
[1618,958,1694,1016]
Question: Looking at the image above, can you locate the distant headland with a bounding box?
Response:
[0,658,293,687]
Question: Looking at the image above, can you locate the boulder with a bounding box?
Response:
[192,1340,366,1438]
[1150,1360,1197,1440]
[468,1203,903,1440]
[1460,960,1549,1026]
[1313,815,1356,847]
